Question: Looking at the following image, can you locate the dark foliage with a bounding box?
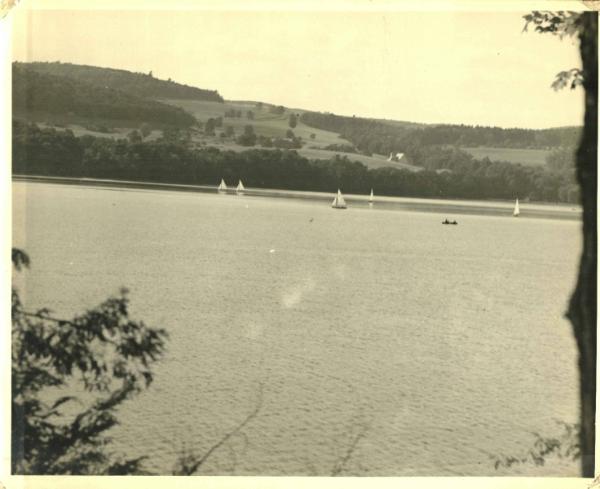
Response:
[492,421,580,470]
[18,61,224,102]
[257,135,273,148]
[269,105,285,115]
[566,11,597,478]
[288,113,297,128]
[273,137,302,150]
[547,146,577,171]
[522,10,597,477]
[236,125,257,146]
[204,118,216,136]
[11,249,168,474]
[12,121,579,203]
[13,64,196,128]
[300,111,582,156]
[323,144,358,154]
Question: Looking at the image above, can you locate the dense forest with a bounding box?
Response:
[13,64,197,128]
[16,61,224,102]
[300,111,582,157]
[13,121,580,203]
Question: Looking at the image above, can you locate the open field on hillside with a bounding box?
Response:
[15,97,419,172]
[31,121,164,141]
[13,109,156,132]
[164,134,419,171]
[298,147,420,171]
[163,99,421,170]
[163,98,352,146]
[461,146,551,166]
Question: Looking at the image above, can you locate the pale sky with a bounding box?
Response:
[11,3,584,129]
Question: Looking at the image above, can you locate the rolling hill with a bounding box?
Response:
[461,146,551,167]
[12,61,581,173]
[17,61,224,103]
[13,64,197,129]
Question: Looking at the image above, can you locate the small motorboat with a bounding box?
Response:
[442,219,458,225]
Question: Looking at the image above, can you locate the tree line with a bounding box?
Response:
[300,111,581,154]
[16,61,224,103]
[13,65,197,129]
[12,121,579,203]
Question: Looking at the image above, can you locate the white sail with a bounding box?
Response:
[513,198,520,217]
[218,179,228,191]
[332,189,347,209]
[237,180,245,192]
[369,189,374,203]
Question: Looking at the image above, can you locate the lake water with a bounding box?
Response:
[12,181,581,476]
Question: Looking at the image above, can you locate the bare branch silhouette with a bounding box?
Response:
[173,383,263,475]
[331,418,370,476]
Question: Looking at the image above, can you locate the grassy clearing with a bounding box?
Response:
[179,135,419,171]
[163,99,422,170]
[162,99,352,145]
[297,147,421,171]
[32,121,164,141]
[461,146,551,166]
[19,98,422,171]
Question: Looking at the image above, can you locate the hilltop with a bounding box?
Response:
[161,99,418,171]
[13,64,197,129]
[299,111,581,168]
[17,61,224,103]
[12,60,581,182]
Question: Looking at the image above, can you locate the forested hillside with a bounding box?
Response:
[11,61,581,203]
[12,121,580,203]
[17,61,224,103]
[300,111,581,154]
[13,64,196,128]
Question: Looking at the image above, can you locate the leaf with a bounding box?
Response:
[50,396,76,410]
[12,248,30,270]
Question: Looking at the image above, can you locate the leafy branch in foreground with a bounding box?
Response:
[491,421,580,470]
[523,11,584,91]
[523,11,582,38]
[523,9,597,477]
[552,68,584,91]
[11,248,168,474]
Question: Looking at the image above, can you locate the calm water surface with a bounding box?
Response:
[12,181,581,476]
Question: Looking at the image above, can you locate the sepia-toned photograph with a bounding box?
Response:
[5,0,597,481]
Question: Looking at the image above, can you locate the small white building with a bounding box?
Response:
[387,152,405,162]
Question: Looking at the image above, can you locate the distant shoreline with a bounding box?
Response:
[11,174,339,202]
[12,174,582,220]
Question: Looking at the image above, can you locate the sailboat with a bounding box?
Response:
[217,179,228,193]
[236,180,245,195]
[368,189,374,205]
[331,189,347,209]
[513,198,520,217]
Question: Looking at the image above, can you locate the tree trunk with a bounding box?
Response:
[568,11,597,478]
